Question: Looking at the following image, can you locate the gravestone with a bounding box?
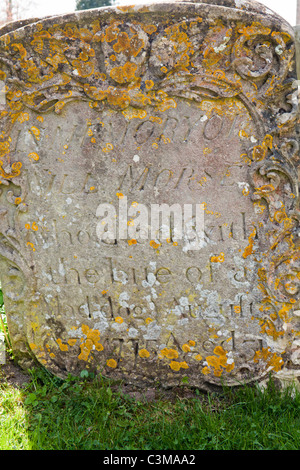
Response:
[0,0,299,390]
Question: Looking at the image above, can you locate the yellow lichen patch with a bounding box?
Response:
[26,242,35,252]
[115,316,124,324]
[201,20,232,69]
[259,318,284,340]
[102,143,114,153]
[180,361,189,369]
[122,107,147,120]
[84,84,107,101]
[110,62,138,84]
[111,29,144,58]
[195,354,202,361]
[142,24,157,35]
[242,227,256,259]
[169,361,181,371]
[160,348,179,360]
[56,338,68,352]
[169,360,189,371]
[188,340,196,347]
[145,317,153,324]
[252,134,273,161]
[182,343,191,353]
[72,59,94,78]
[106,358,117,368]
[211,252,225,263]
[155,94,177,112]
[253,347,284,372]
[0,141,10,158]
[28,152,40,162]
[145,79,154,89]
[138,348,150,358]
[78,324,104,361]
[107,87,131,109]
[128,239,137,245]
[17,112,29,123]
[150,240,161,249]
[203,346,234,377]
[149,115,162,124]
[30,126,40,140]
[67,339,77,346]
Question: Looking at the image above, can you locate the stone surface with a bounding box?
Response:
[295,25,300,79]
[0,0,299,391]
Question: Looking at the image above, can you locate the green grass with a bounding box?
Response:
[0,364,299,450]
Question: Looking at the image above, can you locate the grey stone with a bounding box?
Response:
[0,0,298,391]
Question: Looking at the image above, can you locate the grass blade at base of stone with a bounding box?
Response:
[0,366,299,450]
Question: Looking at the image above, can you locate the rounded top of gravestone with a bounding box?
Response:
[0,0,294,38]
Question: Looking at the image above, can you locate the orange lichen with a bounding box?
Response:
[142,24,157,35]
[128,239,137,245]
[160,348,179,360]
[139,349,150,358]
[26,242,35,252]
[145,79,154,89]
[56,338,68,352]
[259,318,284,340]
[102,143,114,153]
[182,343,191,353]
[115,316,124,324]
[28,152,39,161]
[78,324,104,361]
[203,346,234,377]
[122,107,147,120]
[242,227,256,259]
[253,347,284,372]
[110,62,138,84]
[30,126,40,140]
[211,252,225,263]
[169,360,189,371]
[107,88,130,109]
[150,240,161,249]
[0,141,10,158]
[169,361,181,371]
[106,358,117,368]
[72,59,94,78]
[252,134,273,161]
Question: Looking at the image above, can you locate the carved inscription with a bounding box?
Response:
[0,3,298,389]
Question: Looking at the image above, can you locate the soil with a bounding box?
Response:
[0,356,31,389]
[0,350,207,402]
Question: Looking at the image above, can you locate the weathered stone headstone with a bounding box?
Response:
[0,0,299,390]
